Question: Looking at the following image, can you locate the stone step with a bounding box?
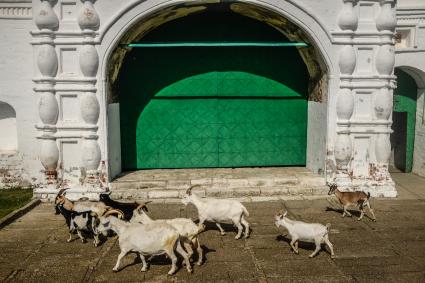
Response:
[109,183,328,202]
[109,168,327,202]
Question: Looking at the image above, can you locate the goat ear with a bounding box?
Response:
[141,206,149,212]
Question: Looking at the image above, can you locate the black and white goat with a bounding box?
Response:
[54,189,101,246]
[99,192,141,221]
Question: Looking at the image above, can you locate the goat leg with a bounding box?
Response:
[216,223,226,236]
[309,239,322,258]
[324,236,335,259]
[113,250,127,272]
[290,238,299,254]
[193,238,203,266]
[176,239,192,273]
[234,219,243,239]
[358,206,365,221]
[77,230,86,243]
[139,254,148,272]
[366,201,377,221]
[241,216,250,239]
[166,250,178,275]
[343,205,352,217]
[67,231,73,243]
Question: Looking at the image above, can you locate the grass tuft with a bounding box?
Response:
[0,188,33,219]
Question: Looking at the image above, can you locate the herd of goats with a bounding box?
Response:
[54,183,377,275]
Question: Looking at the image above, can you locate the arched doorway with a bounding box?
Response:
[115,8,309,169]
[0,102,17,152]
[102,1,332,179]
[391,68,418,172]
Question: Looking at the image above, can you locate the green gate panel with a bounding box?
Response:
[392,69,417,172]
[118,9,309,170]
[134,71,306,169]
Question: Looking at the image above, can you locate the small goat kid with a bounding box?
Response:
[275,210,335,259]
[130,202,205,266]
[96,209,192,275]
[328,183,376,221]
[181,185,250,239]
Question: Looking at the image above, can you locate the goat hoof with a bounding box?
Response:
[187,268,193,273]
[220,232,226,236]
[141,268,147,272]
[196,261,203,266]
[331,255,336,260]
[357,218,362,221]
[235,235,241,240]
[112,268,119,272]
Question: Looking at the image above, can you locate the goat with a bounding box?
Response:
[328,183,376,221]
[181,185,250,239]
[99,192,140,221]
[55,189,109,216]
[95,209,192,275]
[274,210,335,259]
[54,189,100,246]
[130,202,205,266]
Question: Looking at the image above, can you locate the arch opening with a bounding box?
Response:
[391,68,420,173]
[0,102,17,153]
[104,1,330,177]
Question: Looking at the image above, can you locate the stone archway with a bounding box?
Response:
[392,66,425,177]
[0,102,17,152]
[99,0,334,180]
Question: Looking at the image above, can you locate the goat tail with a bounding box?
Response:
[187,224,206,240]
[241,204,249,217]
[325,223,331,232]
[367,192,371,200]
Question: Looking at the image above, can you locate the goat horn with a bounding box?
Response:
[104,209,124,218]
[186,184,200,194]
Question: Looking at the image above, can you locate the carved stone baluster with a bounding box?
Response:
[334,134,353,185]
[78,0,101,186]
[376,0,396,32]
[338,0,358,31]
[34,0,59,187]
[336,88,354,121]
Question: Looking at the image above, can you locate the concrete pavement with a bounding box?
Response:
[1,172,425,282]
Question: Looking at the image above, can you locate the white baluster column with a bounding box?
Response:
[333,0,358,187]
[34,0,60,186]
[78,0,102,186]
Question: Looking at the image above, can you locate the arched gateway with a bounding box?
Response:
[31,0,398,199]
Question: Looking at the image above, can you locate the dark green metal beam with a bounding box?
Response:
[123,42,308,48]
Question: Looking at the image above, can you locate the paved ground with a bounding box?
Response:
[1,172,425,282]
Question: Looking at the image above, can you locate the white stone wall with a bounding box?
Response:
[5,0,425,198]
[0,1,43,188]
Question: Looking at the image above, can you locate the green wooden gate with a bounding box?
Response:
[392,69,417,172]
[118,10,309,169]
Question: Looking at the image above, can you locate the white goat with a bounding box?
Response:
[274,210,335,259]
[96,209,192,275]
[181,185,250,239]
[130,202,205,266]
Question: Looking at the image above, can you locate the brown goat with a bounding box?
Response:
[328,183,376,221]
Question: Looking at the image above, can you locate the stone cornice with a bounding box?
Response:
[0,1,31,19]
